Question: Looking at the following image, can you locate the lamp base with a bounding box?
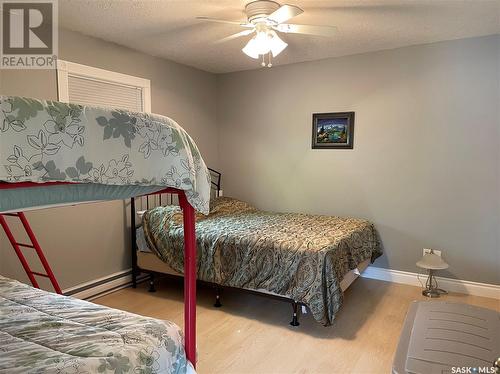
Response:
[422,269,448,298]
[422,288,448,298]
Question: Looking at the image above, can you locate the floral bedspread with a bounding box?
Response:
[143,197,382,326]
[0,275,192,374]
[0,96,210,214]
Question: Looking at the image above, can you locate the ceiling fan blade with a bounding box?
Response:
[275,23,338,37]
[268,4,303,24]
[215,29,254,44]
[196,16,252,28]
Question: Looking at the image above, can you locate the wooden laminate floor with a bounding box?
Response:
[94,276,499,374]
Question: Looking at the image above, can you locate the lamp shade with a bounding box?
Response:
[242,30,288,59]
[242,38,260,59]
[416,253,449,270]
[268,31,287,57]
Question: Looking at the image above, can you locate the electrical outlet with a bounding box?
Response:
[218,189,223,197]
[423,248,442,257]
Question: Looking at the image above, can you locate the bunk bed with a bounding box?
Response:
[0,95,210,372]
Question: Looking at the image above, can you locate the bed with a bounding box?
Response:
[135,194,382,326]
[0,96,210,213]
[0,95,211,369]
[0,275,194,374]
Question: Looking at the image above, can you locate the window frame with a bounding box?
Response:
[56,60,151,113]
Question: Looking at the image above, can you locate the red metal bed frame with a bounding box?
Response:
[0,182,198,368]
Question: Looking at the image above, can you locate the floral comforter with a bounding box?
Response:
[0,96,210,214]
[143,197,382,326]
[0,275,192,374]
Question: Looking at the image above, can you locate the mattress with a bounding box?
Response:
[141,197,382,325]
[0,275,195,374]
[0,183,164,212]
[136,224,369,292]
[137,249,370,294]
[137,222,153,252]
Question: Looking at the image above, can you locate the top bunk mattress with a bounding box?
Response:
[0,183,163,212]
[0,96,210,214]
[0,275,193,374]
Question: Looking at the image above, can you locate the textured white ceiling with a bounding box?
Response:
[59,0,500,73]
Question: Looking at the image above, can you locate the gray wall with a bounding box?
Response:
[1,32,498,289]
[0,29,218,289]
[217,35,499,285]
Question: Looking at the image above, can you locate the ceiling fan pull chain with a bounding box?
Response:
[267,52,273,68]
[261,54,266,67]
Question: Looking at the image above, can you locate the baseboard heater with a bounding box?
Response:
[393,301,499,374]
[64,270,148,300]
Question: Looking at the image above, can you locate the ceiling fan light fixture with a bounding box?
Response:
[198,0,339,67]
[242,30,270,58]
[242,29,288,59]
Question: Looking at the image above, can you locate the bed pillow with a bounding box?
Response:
[144,197,255,228]
[209,196,255,216]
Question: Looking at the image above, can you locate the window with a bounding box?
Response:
[56,60,151,112]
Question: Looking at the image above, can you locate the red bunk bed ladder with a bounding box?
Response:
[0,212,62,294]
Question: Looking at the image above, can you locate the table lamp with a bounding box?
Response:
[416,249,449,298]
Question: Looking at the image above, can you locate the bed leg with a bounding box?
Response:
[131,197,137,289]
[290,301,300,327]
[148,273,156,293]
[214,286,222,307]
[132,271,137,289]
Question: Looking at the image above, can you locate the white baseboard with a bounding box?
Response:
[61,265,498,301]
[361,266,500,299]
[63,269,148,301]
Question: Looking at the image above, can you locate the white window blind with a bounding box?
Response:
[67,75,144,112]
[57,60,151,112]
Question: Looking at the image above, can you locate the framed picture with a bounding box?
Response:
[312,112,355,149]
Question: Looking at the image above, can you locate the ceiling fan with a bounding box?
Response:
[197,0,338,67]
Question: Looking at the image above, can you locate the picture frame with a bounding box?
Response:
[312,112,355,149]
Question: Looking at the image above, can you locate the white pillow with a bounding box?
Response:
[136,210,147,220]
